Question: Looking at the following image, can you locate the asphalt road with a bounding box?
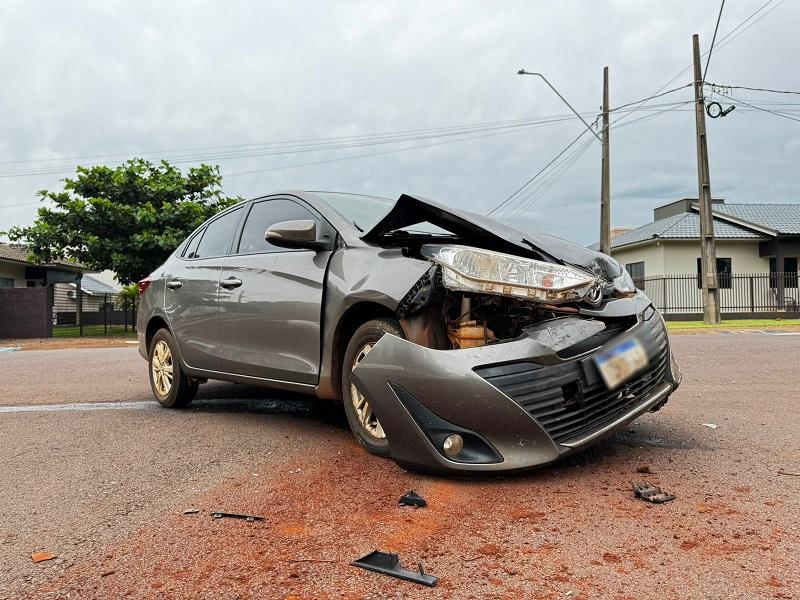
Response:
[1,335,798,599]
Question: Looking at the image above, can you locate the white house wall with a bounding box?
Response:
[612,243,664,276]
[612,239,770,276]
[0,262,28,287]
[661,240,769,274]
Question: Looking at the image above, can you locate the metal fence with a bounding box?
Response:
[640,272,800,315]
[52,284,138,337]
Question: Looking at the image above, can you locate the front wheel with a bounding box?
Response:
[148,329,198,408]
[341,318,405,457]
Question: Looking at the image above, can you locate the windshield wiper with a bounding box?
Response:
[352,220,364,233]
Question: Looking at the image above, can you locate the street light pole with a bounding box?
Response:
[517,70,602,143]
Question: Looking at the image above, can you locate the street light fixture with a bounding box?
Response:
[517,69,602,142]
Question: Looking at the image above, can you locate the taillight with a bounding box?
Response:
[138,277,153,296]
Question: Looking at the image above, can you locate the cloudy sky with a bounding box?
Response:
[1,0,798,245]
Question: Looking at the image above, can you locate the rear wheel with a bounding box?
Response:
[341,318,405,457]
[148,329,198,408]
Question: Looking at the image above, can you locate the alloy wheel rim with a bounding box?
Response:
[350,342,386,440]
[151,340,174,396]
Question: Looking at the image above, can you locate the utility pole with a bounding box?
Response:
[692,33,721,324]
[599,66,611,255]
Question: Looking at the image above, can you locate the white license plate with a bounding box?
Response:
[594,338,648,390]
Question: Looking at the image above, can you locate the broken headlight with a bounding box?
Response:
[613,268,637,295]
[421,244,597,304]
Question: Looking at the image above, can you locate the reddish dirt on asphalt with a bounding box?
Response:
[4,333,800,599]
[0,336,136,351]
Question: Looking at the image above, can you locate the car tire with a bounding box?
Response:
[148,328,199,408]
[341,318,405,457]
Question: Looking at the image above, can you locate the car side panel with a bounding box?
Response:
[315,246,432,399]
[218,250,331,383]
[137,276,167,359]
[163,258,225,371]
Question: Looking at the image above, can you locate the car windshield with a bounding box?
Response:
[313,191,454,236]
[312,192,393,232]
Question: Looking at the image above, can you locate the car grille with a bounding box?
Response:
[474,316,669,445]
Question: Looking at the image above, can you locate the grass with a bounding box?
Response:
[666,318,800,330]
[52,326,138,338]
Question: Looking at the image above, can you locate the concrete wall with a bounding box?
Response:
[0,286,53,338]
[0,262,28,287]
[611,239,776,276]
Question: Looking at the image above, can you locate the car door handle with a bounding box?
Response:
[166,280,182,289]
[219,277,242,289]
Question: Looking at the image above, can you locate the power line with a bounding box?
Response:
[0,116,586,179]
[609,85,694,113]
[487,126,595,216]
[490,101,695,218]
[717,93,800,123]
[703,0,726,82]
[613,0,783,126]
[505,138,596,219]
[706,83,800,96]
[4,100,691,213]
[223,121,549,178]
[709,0,786,54]
[0,117,554,166]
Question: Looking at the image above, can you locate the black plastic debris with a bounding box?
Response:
[633,482,675,504]
[352,550,437,587]
[399,490,427,508]
[211,511,264,522]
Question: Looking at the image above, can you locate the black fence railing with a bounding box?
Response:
[640,272,800,315]
[52,284,138,337]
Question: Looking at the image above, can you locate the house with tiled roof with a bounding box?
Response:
[609,198,799,282]
[0,242,86,288]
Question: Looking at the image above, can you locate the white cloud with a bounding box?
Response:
[1,0,798,244]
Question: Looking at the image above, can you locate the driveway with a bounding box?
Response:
[1,336,798,599]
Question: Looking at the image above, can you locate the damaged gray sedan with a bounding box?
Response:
[137,191,680,474]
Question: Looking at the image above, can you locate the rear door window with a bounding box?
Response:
[194,206,243,259]
[237,199,319,254]
[182,228,204,259]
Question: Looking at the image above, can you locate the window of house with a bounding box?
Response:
[0,277,14,288]
[696,257,732,289]
[193,206,244,259]
[236,199,320,254]
[769,257,799,289]
[625,262,645,288]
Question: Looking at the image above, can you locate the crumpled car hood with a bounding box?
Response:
[360,194,622,280]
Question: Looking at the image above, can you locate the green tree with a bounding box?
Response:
[115,283,139,309]
[7,159,240,284]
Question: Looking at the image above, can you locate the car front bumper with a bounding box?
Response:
[351,295,679,475]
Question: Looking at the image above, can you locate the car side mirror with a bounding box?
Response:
[265,220,323,249]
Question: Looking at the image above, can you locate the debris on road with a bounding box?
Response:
[636,465,654,474]
[182,508,201,515]
[777,469,800,477]
[100,570,116,577]
[399,490,427,508]
[633,482,675,504]
[31,551,57,563]
[701,423,718,429]
[0,347,21,352]
[211,511,264,522]
[352,550,438,587]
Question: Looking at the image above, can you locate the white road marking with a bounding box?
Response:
[0,401,159,414]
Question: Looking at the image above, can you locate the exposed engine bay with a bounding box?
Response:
[360,194,640,351]
[391,239,638,351]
